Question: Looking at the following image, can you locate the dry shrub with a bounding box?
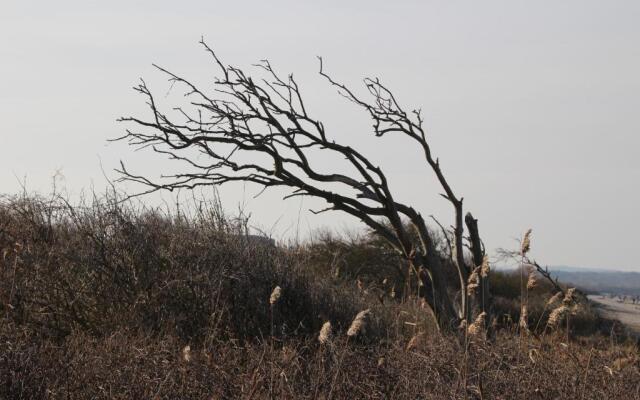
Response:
[0,192,385,343]
[0,193,638,399]
[298,225,457,301]
[490,270,601,335]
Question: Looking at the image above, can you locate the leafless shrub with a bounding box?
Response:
[0,194,636,399]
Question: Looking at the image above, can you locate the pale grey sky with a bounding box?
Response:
[1,1,639,270]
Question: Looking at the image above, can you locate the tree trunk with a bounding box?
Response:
[465,212,490,321]
[416,252,459,331]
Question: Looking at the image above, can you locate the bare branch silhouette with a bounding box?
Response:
[117,40,486,330]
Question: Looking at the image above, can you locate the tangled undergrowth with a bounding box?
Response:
[1,192,638,399]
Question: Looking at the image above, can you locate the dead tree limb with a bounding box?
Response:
[465,212,489,313]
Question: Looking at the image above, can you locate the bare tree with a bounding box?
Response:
[116,40,486,331]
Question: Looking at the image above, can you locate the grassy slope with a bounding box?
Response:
[0,194,638,399]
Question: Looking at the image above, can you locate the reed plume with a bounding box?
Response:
[547,305,569,328]
[520,229,532,256]
[269,286,282,305]
[347,309,370,337]
[467,312,486,337]
[480,255,490,278]
[182,345,192,362]
[563,287,576,305]
[519,305,529,333]
[467,267,480,295]
[318,321,332,345]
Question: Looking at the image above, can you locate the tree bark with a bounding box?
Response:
[465,212,490,320]
[416,252,458,331]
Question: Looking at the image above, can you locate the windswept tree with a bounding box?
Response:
[117,40,487,331]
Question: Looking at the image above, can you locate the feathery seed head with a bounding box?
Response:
[521,229,532,256]
[480,255,490,278]
[269,286,282,305]
[347,309,371,337]
[548,305,569,328]
[182,345,191,362]
[546,291,563,307]
[467,267,480,295]
[519,305,529,332]
[563,288,576,305]
[467,312,487,338]
[318,321,332,345]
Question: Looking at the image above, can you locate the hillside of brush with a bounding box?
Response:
[1,192,638,399]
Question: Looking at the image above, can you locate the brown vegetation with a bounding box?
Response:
[1,193,638,399]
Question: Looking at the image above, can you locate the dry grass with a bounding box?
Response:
[2,321,637,399]
[0,193,638,399]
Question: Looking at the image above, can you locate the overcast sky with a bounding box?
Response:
[1,1,639,270]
